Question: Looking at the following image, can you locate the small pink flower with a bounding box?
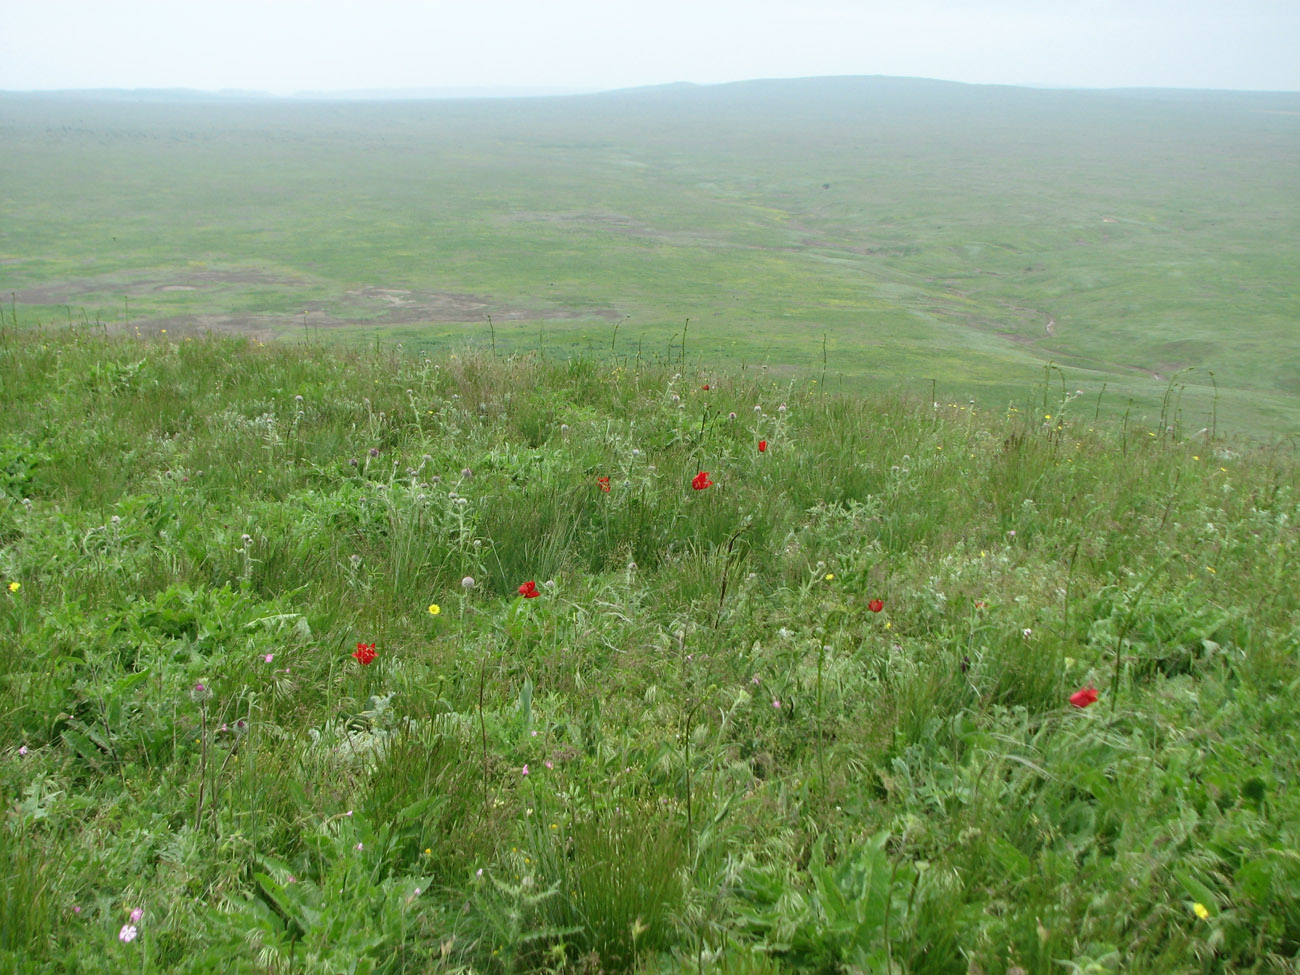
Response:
[17,745,27,756]
[119,924,138,943]
[521,764,530,776]
[72,906,81,914]
[355,842,364,850]
[544,760,554,769]
[263,653,274,664]
[772,698,781,710]
[129,908,143,923]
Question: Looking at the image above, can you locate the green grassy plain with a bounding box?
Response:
[2,78,1299,434]
[1,330,1298,973]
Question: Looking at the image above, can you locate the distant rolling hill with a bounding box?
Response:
[2,76,1298,434]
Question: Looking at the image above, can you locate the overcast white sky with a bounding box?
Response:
[4,0,1297,94]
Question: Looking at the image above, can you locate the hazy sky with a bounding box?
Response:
[4,0,1298,94]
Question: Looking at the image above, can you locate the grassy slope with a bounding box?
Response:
[1,330,1298,973]
[2,78,1299,435]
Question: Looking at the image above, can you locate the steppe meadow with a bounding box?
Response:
[1,78,1298,973]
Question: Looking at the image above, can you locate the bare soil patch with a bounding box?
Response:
[10,268,297,305]
[134,285,620,341]
[11,270,620,338]
[337,286,620,325]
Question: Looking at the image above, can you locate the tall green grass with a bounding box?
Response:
[0,328,1297,973]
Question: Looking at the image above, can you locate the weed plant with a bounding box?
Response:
[1,328,1298,973]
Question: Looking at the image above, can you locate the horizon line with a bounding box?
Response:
[4,73,1300,100]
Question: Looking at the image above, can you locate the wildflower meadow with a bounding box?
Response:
[1,327,1298,973]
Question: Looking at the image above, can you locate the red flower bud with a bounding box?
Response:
[1069,686,1099,708]
[352,642,377,665]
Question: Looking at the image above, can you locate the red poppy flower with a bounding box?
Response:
[692,471,713,491]
[868,599,884,613]
[701,384,710,391]
[353,642,376,666]
[1069,686,1099,708]
[518,580,540,598]
[597,476,611,493]
[758,440,768,453]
